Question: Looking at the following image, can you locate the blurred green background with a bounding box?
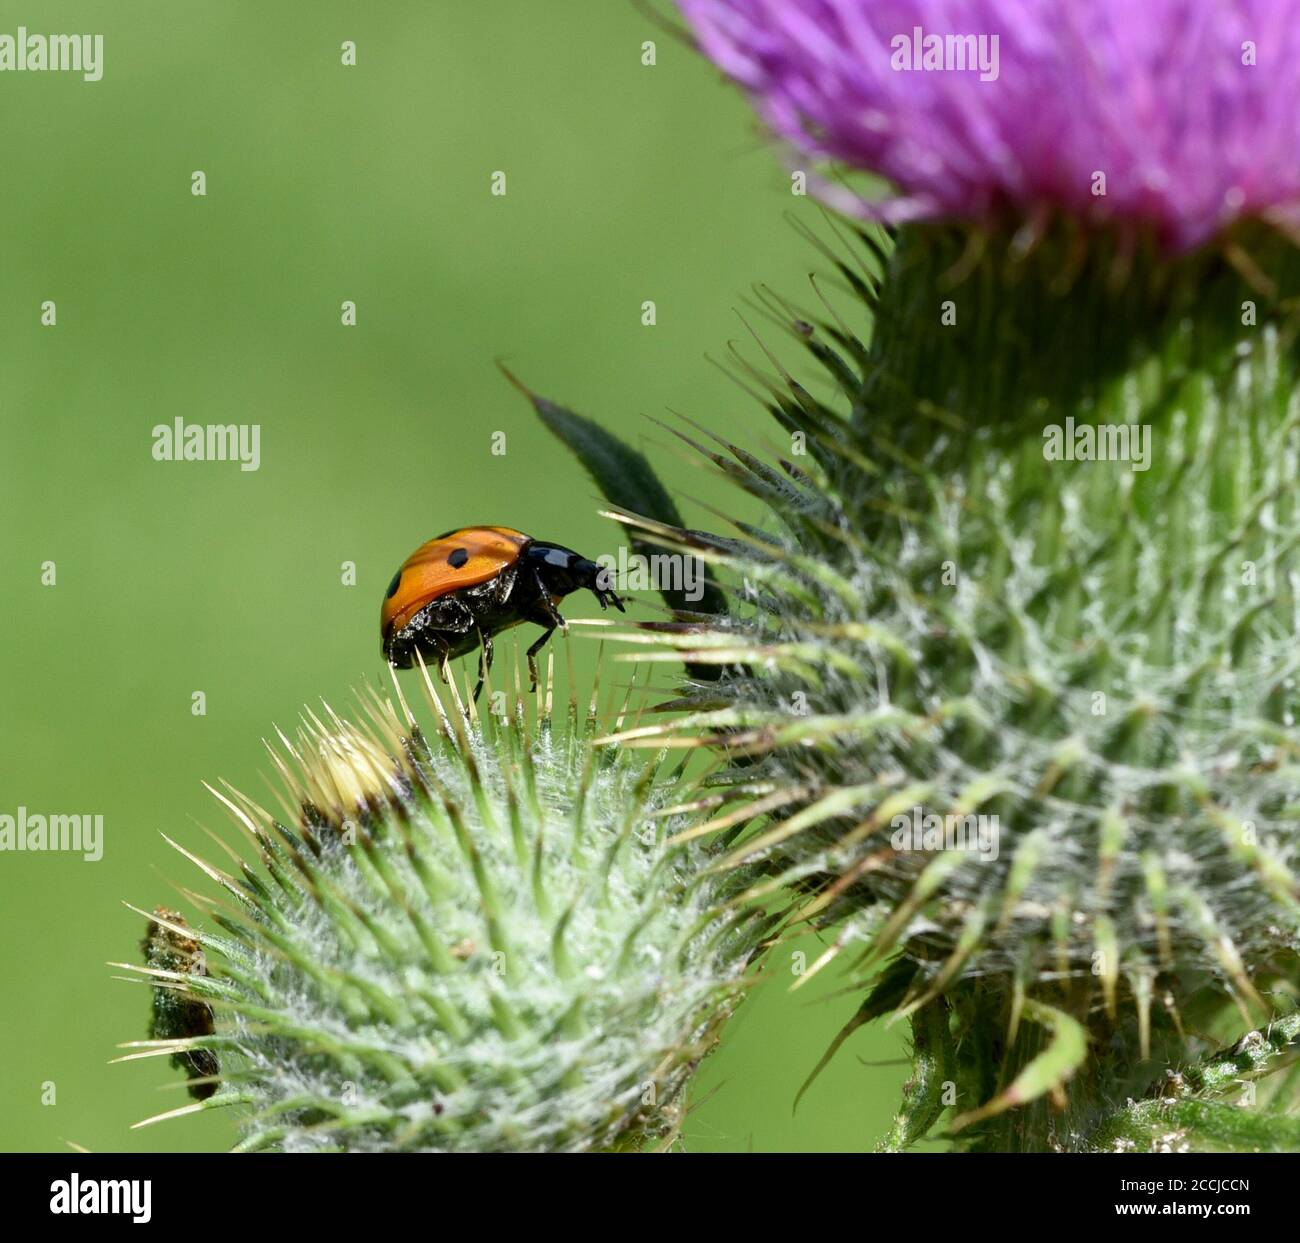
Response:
[0,1,907,1152]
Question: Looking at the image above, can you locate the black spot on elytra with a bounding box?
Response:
[385,571,402,599]
[448,548,469,569]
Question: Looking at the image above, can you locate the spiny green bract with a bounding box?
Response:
[599,223,1300,1147]
[122,663,761,1152]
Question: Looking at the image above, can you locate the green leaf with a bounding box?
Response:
[792,956,918,1117]
[500,364,728,621]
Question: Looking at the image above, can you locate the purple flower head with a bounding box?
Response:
[679,0,1300,250]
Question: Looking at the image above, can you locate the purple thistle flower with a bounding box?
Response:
[679,0,1300,249]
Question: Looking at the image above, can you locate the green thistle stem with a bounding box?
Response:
[875,1001,953,1152]
[1089,1010,1300,1152]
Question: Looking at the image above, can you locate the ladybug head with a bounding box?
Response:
[525,543,625,612]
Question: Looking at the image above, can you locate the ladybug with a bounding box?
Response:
[381,526,625,698]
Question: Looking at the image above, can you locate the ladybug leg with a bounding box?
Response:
[524,625,555,693]
[590,566,626,613]
[472,631,494,703]
[418,596,478,691]
[517,567,569,692]
[528,568,568,632]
